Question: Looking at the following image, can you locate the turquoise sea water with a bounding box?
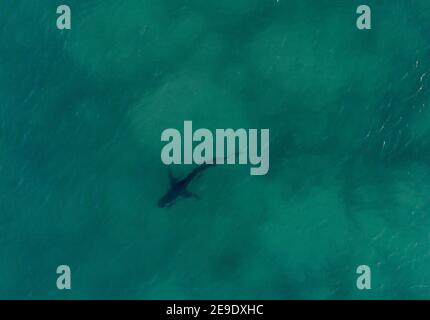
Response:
[2,0,430,299]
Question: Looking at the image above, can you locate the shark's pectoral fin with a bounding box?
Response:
[166,201,176,208]
[168,168,178,186]
[182,189,200,200]
[182,189,193,198]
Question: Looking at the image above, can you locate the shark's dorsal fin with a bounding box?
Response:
[168,168,177,186]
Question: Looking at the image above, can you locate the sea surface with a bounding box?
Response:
[1,0,430,299]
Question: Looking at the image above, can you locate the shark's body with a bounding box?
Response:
[157,162,215,208]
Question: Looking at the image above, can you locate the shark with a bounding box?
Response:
[157,152,242,208]
[157,162,214,208]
